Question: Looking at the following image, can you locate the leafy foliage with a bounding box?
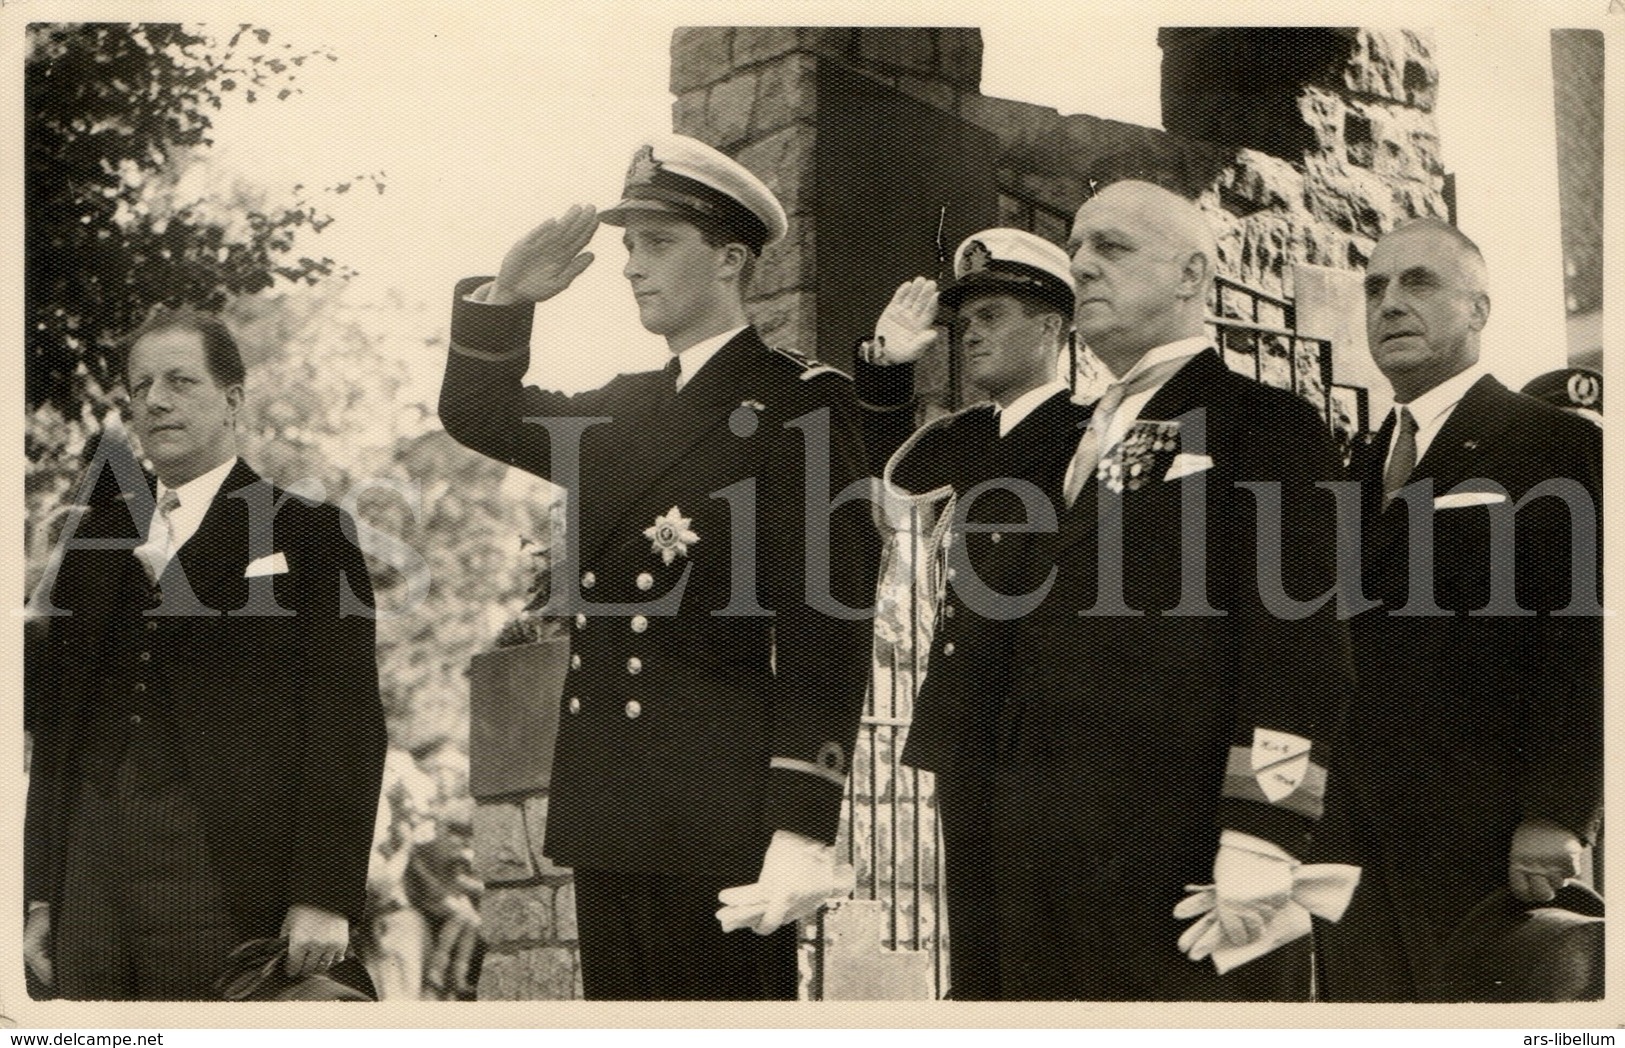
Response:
[25,22,382,417]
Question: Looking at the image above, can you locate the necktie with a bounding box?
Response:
[137,489,181,583]
[1382,406,1418,508]
[665,356,683,393]
[1062,355,1192,507]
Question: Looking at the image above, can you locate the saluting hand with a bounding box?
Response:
[487,204,599,306]
[870,277,940,364]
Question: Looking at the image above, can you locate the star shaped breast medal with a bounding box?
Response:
[644,506,699,565]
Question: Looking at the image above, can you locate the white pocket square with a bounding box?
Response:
[245,552,290,577]
[1433,490,1507,509]
[1164,453,1215,480]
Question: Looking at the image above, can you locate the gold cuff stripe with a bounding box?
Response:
[450,339,527,362]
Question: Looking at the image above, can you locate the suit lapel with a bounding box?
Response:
[166,459,263,613]
[579,329,765,565]
[1368,375,1511,556]
[1053,349,1220,555]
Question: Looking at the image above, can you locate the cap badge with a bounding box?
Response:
[644,505,699,565]
[961,240,993,275]
[1568,371,1601,407]
[626,144,661,188]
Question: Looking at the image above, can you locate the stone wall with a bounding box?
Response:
[473,795,582,999]
[668,26,1446,407]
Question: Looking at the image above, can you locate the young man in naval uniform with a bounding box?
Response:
[996,181,1356,1000]
[851,229,1088,999]
[438,134,881,1000]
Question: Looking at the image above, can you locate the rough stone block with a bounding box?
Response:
[751,221,814,299]
[670,28,732,95]
[671,90,708,140]
[895,74,956,115]
[858,27,938,76]
[476,946,578,1001]
[520,793,572,876]
[997,192,1031,232]
[733,26,800,68]
[737,125,816,216]
[707,71,758,148]
[554,880,579,942]
[796,27,856,56]
[472,800,536,883]
[481,885,556,946]
[820,900,936,1000]
[961,92,1061,153]
[1343,28,1438,112]
[935,28,983,89]
[753,53,818,134]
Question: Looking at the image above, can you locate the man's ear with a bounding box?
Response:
[1468,292,1491,333]
[717,242,750,283]
[1176,250,1211,301]
[225,384,245,422]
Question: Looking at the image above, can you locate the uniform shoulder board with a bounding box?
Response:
[770,345,851,382]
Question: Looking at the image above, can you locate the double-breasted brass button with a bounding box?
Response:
[134,682,146,694]
[575,613,588,630]
[943,605,955,619]
[630,615,648,633]
[627,656,643,675]
[139,651,151,663]
[947,568,958,582]
[570,653,581,671]
[989,532,1002,543]
[129,714,143,726]
[581,571,596,589]
[568,696,581,715]
[145,621,158,632]
[943,642,956,656]
[625,700,642,719]
[636,572,654,591]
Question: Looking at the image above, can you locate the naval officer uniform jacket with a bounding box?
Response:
[440,277,882,885]
[856,357,1088,999]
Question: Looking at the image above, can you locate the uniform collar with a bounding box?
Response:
[673,325,748,391]
[997,380,1069,438]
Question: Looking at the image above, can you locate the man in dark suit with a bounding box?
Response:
[996,180,1355,1000]
[1319,218,1602,1001]
[853,228,1088,999]
[24,311,387,1000]
[438,134,880,1000]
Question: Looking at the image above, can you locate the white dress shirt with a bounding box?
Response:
[671,326,746,391]
[1100,335,1210,449]
[996,380,1070,438]
[147,455,239,556]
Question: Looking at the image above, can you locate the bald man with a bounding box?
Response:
[995,181,1354,1000]
[1318,219,1602,1001]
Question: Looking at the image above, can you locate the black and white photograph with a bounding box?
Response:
[5,0,1615,1035]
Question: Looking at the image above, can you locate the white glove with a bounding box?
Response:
[1176,836,1295,961]
[716,830,854,935]
[869,277,939,364]
[1175,832,1361,973]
